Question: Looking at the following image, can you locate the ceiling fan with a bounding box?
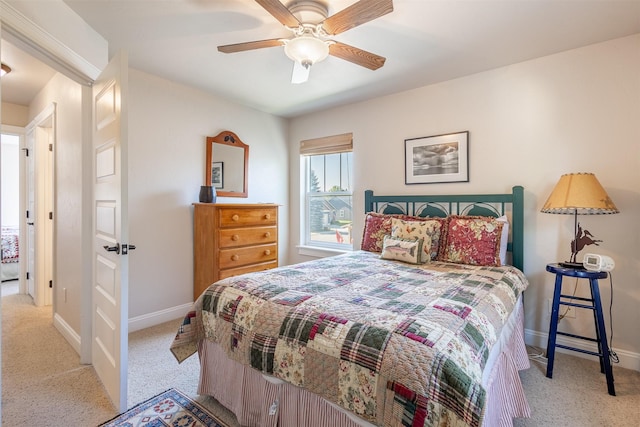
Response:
[217,0,394,83]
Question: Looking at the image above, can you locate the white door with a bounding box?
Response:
[92,51,129,412]
[24,105,55,306]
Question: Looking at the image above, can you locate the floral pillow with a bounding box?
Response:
[380,235,424,265]
[361,212,396,253]
[391,217,440,263]
[438,215,504,266]
[361,212,444,254]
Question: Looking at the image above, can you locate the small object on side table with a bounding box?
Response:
[545,263,615,396]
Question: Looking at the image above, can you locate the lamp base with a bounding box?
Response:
[559,261,585,269]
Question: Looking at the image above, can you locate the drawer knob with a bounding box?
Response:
[231,254,239,261]
[231,234,239,241]
[264,249,271,255]
[232,214,240,222]
[264,232,271,238]
[263,213,270,220]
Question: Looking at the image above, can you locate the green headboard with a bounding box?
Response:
[364,186,525,271]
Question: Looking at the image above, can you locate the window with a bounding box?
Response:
[301,133,353,251]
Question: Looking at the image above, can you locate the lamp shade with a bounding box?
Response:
[541,173,618,215]
[284,36,330,66]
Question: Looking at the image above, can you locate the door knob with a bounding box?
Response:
[122,244,136,255]
[103,243,120,254]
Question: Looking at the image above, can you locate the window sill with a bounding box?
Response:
[297,245,352,258]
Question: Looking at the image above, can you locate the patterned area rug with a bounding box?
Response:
[99,388,228,427]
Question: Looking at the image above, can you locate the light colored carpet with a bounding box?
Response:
[515,347,640,426]
[2,286,639,426]
[1,292,115,426]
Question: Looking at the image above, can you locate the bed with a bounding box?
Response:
[172,186,530,427]
[1,226,20,282]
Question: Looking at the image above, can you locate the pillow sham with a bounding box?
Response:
[380,235,424,265]
[390,217,439,263]
[439,215,504,266]
[361,212,399,253]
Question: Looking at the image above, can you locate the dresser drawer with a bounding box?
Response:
[218,261,278,281]
[218,207,277,227]
[218,244,277,269]
[218,226,277,249]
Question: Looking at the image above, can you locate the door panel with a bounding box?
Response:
[92,51,128,412]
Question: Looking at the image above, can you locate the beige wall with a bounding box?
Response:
[29,72,85,337]
[288,34,640,370]
[1,102,28,127]
[126,69,289,326]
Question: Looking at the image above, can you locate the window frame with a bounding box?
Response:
[300,133,353,253]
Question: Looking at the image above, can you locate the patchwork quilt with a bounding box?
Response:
[1,227,19,263]
[171,250,528,427]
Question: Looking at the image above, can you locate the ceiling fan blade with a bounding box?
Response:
[328,42,386,70]
[291,61,310,84]
[218,39,284,53]
[322,0,393,35]
[255,0,301,27]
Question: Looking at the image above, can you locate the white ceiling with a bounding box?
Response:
[1,39,57,106]
[3,1,640,118]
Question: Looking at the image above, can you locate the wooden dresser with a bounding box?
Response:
[193,203,278,299]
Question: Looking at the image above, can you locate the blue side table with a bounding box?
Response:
[545,263,615,396]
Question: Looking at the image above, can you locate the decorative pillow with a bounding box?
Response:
[497,215,510,265]
[391,217,439,263]
[380,235,424,265]
[361,212,399,253]
[439,215,504,266]
[361,212,445,255]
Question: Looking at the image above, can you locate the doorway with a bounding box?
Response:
[1,130,22,295]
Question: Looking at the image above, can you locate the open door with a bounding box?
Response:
[92,51,129,411]
[24,105,55,306]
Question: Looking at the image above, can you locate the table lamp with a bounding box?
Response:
[541,172,619,268]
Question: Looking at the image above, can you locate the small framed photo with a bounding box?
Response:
[405,131,469,184]
[211,161,224,189]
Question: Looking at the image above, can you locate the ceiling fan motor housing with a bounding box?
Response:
[287,0,329,24]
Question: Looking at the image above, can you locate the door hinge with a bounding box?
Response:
[26,272,30,280]
[49,212,53,220]
[26,210,30,219]
[49,280,53,288]
[49,143,53,152]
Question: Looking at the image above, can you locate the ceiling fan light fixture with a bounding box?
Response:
[1,63,12,77]
[284,36,330,66]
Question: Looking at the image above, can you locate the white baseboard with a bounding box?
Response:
[128,302,193,333]
[54,303,192,357]
[525,328,640,372]
[53,312,81,355]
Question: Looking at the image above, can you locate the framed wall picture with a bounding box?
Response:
[405,131,469,184]
[211,161,224,189]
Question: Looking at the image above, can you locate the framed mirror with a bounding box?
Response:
[205,130,249,198]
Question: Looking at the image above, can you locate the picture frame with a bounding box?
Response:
[211,161,224,189]
[405,131,469,184]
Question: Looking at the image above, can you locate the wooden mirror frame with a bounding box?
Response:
[205,130,249,198]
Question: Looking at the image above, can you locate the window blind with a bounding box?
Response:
[300,132,353,156]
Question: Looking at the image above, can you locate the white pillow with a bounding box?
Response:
[497,215,510,265]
